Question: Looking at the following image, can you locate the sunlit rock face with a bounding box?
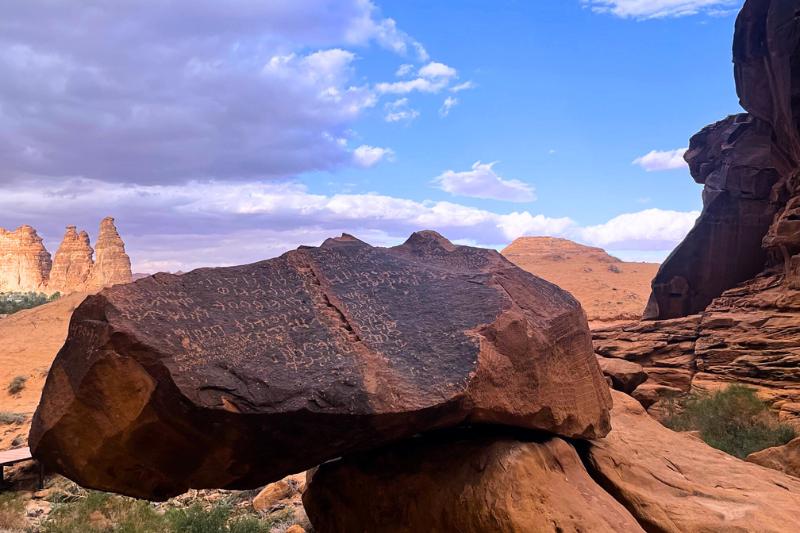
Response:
[30,230,611,500]
[0,217,132,295]
[0,225,52,293]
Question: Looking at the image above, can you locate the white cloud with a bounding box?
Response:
[583,0,738,19]
[439,96,459,117]
[384,98,420,123]
[578,208,699,250]
[395,63,414,77]
[0,178,699,270]
[418,61,457,79]
[434,161,537,202]
[450,81,476,93]
[0,0,433,185]
[376,61,459,94]
[633,148,688,171]
[352,145,395,167]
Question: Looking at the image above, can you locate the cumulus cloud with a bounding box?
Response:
[583,0,738,19]
[633,148,688,171]
[352,145,395,167]
[384,98,420,123]
[434,161,537,202]
[0,0,436,185]
[0,178,698,270]
[439,97,459,117]
[578,208,699,250]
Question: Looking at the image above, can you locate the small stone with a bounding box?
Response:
[253,480,294,512]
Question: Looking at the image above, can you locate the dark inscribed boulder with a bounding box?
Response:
[30,231,611,500]
[303,430,643,533]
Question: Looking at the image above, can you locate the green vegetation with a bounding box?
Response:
[36,487,297,533]
[0,291,60,316]
[0,412,26,425]
[664,384,796,458]
[7,375,27,395]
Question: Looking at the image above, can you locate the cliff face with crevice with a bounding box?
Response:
[0,217,132,295]
[596,0,800,425]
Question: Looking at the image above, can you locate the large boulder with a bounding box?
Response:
[303,430,643,533]
[30,231,611,499]
[747,436,800,478]
[583,390,800,532]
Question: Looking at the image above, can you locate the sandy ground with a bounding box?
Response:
[502,237,659,327]
[0,292,87,450]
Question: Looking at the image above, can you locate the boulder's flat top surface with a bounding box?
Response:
[502,237,658,327]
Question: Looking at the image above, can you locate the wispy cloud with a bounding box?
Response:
[583,0,738,19]
[439,97,459,117]
[384,98,420,123]
[633,148,688,171]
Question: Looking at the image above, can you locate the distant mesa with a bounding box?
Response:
[0,217,132,294]
[502,236,659,326]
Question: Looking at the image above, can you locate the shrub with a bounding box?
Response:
[7,375,27,395]
[664,384,796,458]
[0,412,26,425]
[166,503,231,533]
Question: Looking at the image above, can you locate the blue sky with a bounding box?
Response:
[0,0,744,271]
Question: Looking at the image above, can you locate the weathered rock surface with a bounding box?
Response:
[30,231,611,500]
[0,225,52,293]
[595,0,800,420]
[89,217,132,290]
[584,390,800,532]
[746,436,800,478]
[48,226,94,294]
[303,430,643,533]
[502,236,658,325]
[595,355,647,393]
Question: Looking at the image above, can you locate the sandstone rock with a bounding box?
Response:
[89,217,132,290]
[502,236,658,325]
[746,436,800,478]
[284,526,305,533]
[48,226,94,294]
[595,355,647,393]
[303,430,643,533]
[0,225,51,293]
[30,231,611,500]
[584,390,800,532]
[253,479,294,512]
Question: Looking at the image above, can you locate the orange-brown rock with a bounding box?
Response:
[0,225,51,293]
[303,430,643,533]
[30,231,611,500]
[746,436,800,478]
[88,217,132,290]
[48,226,94,294]
[502,237,658,326]
[595,355,647,393]
[583,390,800,532]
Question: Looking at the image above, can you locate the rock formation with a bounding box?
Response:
[0,217,132,295]
[89,217,132,290]
[582,390,800,531]
[303,389,800,532]
[502,237,659,326]
[594,0,800,422]
[48,227,94,294]
[30,230,611,500]
[0,225,52,293]
[746,436,800,478]
[303,430,644,533]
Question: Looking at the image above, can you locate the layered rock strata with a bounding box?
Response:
[30,231,611,500]
[0,225,52,293]
[0,217,132,294]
